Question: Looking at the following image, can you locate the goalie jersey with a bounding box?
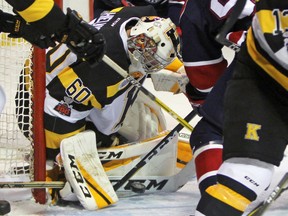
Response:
[44,6,157,158]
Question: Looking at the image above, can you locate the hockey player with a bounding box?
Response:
[195,0,288,215]
[182,0,254,197]
[179,0,254,106]
[150,0,255,195]
[1,0,106,64]
[41,5,182,210]
[44,5,181,159]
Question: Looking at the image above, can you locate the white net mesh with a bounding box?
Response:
[0,2,34,180]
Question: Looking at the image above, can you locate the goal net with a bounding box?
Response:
[0,2,46,203]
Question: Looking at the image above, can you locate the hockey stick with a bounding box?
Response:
[215,0,247,52]
[110,157,195,193]
[0,181,65,189]
[247,172,288,216]
[112,110,197,191]
[102,54,193,132]
[0,158,195,192]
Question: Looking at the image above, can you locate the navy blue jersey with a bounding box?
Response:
[179,0,254,103]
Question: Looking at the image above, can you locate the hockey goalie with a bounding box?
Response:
[41,8,195,210]
[11,7,195,210]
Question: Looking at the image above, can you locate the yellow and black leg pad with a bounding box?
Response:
[60,130,118,210]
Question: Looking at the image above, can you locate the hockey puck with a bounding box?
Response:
[0,200,11,215]
[130,182,146,193]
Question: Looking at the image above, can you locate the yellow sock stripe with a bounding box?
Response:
[206,184,251,212]
[77,160,115,208]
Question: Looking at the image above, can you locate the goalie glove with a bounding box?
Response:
[54,8,106,67]
[150,66,189,94]
[0,10,56,48]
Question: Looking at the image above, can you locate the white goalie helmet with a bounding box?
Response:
[127,16,180,73]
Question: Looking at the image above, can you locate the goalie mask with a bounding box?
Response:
[127,16,180,73]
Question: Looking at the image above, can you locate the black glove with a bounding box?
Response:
[185,82,208,106]
[55,8,106,67]
[0,10,56,49]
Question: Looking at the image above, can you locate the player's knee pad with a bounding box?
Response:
[217,157,274,204]
[193,140,223,194]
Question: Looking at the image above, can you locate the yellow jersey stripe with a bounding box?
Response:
[246,28,288,90]
[111,7,124,13]
[58,67,102,108]
[18,0,54,23]
[257,10,288,34]
[206,184,251,212]
[107,79,126,98]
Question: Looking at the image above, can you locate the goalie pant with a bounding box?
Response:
[194,1,288,215]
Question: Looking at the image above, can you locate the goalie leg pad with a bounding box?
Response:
[60,130,118,210]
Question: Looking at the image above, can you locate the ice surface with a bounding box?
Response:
[4,79,288,216]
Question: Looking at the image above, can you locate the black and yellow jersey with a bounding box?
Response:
[44,6,157,153]
[246,0,288,90]
[5,0,66,35]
